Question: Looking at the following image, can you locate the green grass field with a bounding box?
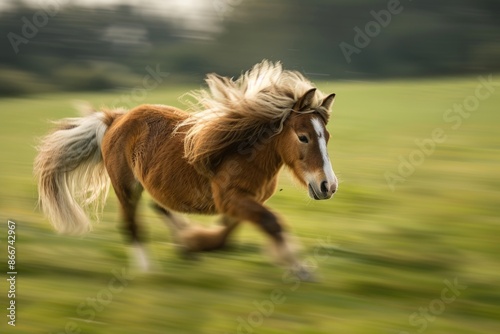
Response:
[1,76,499,334]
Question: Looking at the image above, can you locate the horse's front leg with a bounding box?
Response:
[213,187,313,281]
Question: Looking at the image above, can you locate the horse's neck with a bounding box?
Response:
[224,140,281,202]
[249,138,284,179]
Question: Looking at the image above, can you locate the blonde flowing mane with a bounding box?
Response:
[177,60,330,176]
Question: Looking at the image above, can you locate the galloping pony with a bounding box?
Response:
[34,60,338,279]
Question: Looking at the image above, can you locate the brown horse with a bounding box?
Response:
[34,60,338,279]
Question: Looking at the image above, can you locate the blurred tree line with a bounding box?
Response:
[0,0,499,96]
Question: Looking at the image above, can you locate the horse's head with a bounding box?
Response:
[280,88,338,200]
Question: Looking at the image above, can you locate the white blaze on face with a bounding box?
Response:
[311,117,337,188]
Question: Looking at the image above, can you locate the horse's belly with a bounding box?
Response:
[150,173,217,214]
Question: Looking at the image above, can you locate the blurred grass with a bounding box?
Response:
[0,77,499,334]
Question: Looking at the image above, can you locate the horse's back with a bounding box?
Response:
[102,103,187,163]
[115,104,188,130]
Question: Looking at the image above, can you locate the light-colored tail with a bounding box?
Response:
[34,105,125,235]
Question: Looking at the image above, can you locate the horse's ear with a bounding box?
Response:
[293,88,317,111]
[321,93,336,111]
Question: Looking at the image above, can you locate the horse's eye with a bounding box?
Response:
[298,135,309,144]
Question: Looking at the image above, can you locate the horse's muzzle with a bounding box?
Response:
[308,180,337,200]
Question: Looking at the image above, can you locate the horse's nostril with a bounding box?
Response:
[320,181,329,194]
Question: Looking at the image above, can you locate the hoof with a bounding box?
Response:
[292,265,317,282]
[129,243,150,272]
[177,246,200,261]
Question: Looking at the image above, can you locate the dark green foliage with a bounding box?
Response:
[0,0,499,95]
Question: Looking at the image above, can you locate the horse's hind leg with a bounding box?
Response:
[107,165,148,270]
[151,203,240,255]
[151,203,190,235]
[150,203,193,258]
